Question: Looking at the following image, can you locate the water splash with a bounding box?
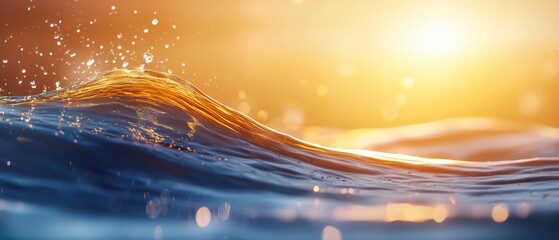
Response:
[137,52,155,72]
[143,52,154,64]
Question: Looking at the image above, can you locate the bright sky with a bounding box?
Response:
[1,0,558,129]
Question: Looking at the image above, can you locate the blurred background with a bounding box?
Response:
[1,0,558,133]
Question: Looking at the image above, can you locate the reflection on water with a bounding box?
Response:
[333,203,449,223]
[0,69,558,239]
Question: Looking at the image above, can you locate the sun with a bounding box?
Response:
[405,19,465,58]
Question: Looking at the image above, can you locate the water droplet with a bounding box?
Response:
[21,69,26,74]
[143,28,149,33]
[56,41,61,46]
[172,24,176,29]
[117,33,123,39]
[151,18,159,25]
[164,44,169,49]
[143,52,154,64]
[122,62,129,68]
[2,59,7,64]
[30,81,36,89]
[111,5,116,11]
[54,34,60,39]
[69,53,76,58]
[86,59,95,67]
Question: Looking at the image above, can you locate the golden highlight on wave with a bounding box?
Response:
[2,68,557,176]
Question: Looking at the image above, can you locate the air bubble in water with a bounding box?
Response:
[143,52,154,64]
[54,34,60,39]
[30,81,36,89]
[143,28,149,33]
[151,18,159,25]
[122,61,129,68]
[2,59,7,63]
[86,59,95,66]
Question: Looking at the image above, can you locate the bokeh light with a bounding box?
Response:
[322,225,342,240]
[491,204,509,223]
[196,206,212,228]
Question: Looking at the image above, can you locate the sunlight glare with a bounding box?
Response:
[406,19,465,58]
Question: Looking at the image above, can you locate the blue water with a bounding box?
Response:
[0,69,558,239]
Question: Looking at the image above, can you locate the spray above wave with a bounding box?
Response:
[0,69,558,239]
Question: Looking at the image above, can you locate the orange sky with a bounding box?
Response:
[1,0,558,129]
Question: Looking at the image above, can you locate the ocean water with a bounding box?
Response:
[0,69,558,240]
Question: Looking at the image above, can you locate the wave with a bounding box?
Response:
[0,69,558,239]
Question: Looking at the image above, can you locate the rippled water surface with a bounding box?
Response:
[0,70,558,239]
